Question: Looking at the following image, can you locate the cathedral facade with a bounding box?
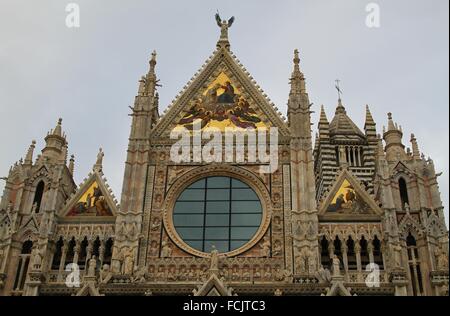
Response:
[0,18,448,297]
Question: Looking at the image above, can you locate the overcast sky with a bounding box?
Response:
[0,0,448,225]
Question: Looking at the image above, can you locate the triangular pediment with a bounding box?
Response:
[325,280,353,296]
[75,281,103,296]
[319,169,383,217]
[193,273,234,297]
[16,216,40,237]
[153,47,289,138]
[392,161,411,173]
[0,211,12,241]
[59,170,118,219]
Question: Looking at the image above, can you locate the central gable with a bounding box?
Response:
[177,71,267,130]
[153,47,289,138]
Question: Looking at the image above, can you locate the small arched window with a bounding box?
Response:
[77,237,89,269]
[103,238,114,265]
[33,181,45,213]
[360,236,370,267]
[320,237,331,269]
[92,237,101,258]
[13,240,33,291]
[406,233,423,296]
[334,237,343,263]
[346,237,357,270]
[64,238,76,266]
[399,178,409,209]
[372,236,384,269]
[52,238,64,270]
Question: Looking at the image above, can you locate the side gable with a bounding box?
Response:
[59,170,118,221]
[319,169,383,218]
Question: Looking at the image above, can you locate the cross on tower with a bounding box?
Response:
[335,79,343,100]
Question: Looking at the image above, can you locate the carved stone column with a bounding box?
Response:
[99,241,105,266]
[72,241,80,266]
[368,241,375,264]
[355,242,362,282]
[341,242,349,280]
[85,240,93,268]
[57,245,68,282]
[328,241,335,262]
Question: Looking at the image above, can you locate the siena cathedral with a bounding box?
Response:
[0,16,448,297]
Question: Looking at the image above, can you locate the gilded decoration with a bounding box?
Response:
[67,181,113,217]
[326,179,370,214]
[176,72,267,130]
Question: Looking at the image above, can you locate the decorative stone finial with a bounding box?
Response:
[93,148,104,171]
[215,12,234,49]
[293,49,300,65]
[149,50,157,71]
[52,118,63,137]
[24,140,37,165]
[69,154,75,175]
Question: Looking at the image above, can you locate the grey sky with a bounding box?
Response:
[0,0,448,225]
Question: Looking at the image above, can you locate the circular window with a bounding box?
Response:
[172,176,263,254]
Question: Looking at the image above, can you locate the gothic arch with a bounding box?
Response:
[398,214,424,240]
[28,166,52,187]
[426,213,447,239]
[15,230,38,244]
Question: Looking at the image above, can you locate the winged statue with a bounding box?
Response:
[215,12,235,40]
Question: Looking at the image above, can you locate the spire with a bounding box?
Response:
[383,112,405,161]
[24,140,36,165]
[142,50,158,97]
[289,49,306,95]
[410,134,421,160]
[42,118,67,161]
[318,105,330,140]
[364,105,377,140]
[383,112,404,147]
[53,118,63,137]
[335,98,346,115]
[387,112,397,132]
[365,105,375,126]
[377,134,385,158]
[319,105,329,124]
[329,97,365,141]
[68,155,75,175]
[287,49,311,137]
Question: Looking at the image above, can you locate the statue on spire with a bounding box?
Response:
[215,12,235,47]
[94,148,104,171]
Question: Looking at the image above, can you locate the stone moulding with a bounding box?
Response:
[162,164,272,258]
